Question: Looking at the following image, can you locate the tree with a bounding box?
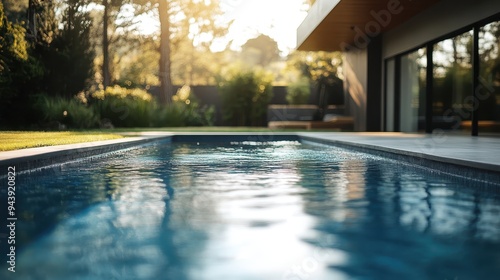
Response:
[286,51,344,116]
[38,0,95,98]
[132,0,230,102]
[116,36,160,88]
[97,0,133,88]
[287,51,343,83]
[241,34,280,67]
[102,0,112,88]
[0,1,44,126]
[0,1,29,97]
[170,0,229,85]
[88,0,147,88]
[159,0,228,101]
[158,0,172,104]
[1,0,28,23]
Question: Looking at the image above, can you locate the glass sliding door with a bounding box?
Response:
[479,20,500,133]
[399,48,426,132]
[432,30,473,132]
[384,17,500,135]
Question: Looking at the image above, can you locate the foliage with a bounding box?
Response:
[152,85,215,127]
[90,85,154,127]
[169,0,230,85]
[287,51,343,82]
[1,0,28,23]
[116,36,160,88]
[174,85,215,126]
[34,95,100,129]
[0,2,45,127]
[0,1,29,85]
[286,76,311,105]
[131,0,231,87]
[32,84,215,129]
[286,50,344,108]
[36,0,95,98]
[241,34,280,67]
[218,66,274,126]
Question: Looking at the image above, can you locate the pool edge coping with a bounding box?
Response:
[297,133,500,185]
[0,133,174,172]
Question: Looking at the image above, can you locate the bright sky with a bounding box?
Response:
[218,0,308,55]
[134,0,308,55]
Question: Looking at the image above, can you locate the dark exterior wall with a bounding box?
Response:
[269,86,288,104]
[366,35,383,131]
[188,86,222,126]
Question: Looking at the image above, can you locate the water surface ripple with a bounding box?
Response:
[1,141,500,280]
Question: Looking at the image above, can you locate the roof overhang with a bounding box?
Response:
[297,0,441,51]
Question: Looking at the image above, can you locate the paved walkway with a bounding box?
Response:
[297,132,500,172]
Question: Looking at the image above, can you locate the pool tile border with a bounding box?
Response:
[0,135,173,173]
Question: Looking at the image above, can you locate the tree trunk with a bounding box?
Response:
[102,0,111,89]
[27,0,37,41]
[158,0,173,105]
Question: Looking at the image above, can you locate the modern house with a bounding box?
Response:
[297,0,500,135]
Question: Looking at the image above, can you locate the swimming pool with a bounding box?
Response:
[1,137,500,279]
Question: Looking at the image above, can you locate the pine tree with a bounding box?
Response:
[37,0,95,98]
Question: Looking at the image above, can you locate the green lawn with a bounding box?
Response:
[0,131,124,152]
[0,127,338,152]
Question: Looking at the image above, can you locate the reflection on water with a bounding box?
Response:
[1,141,499,279]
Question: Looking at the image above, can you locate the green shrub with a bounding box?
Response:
[34,95,99,129]
[198,104,215,126]
[90,85,154,127]
[286,76,311,105]
[151,102,185,127]
[151,85,215,127]
[218,67,274,126]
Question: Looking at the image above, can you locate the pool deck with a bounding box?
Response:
[0,132,499,175]
[297,132,500,173]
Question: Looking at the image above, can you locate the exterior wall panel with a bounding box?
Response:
[344,49,368,131]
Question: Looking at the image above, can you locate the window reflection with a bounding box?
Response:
[400,48,426,132]
[433,30,473,131]
[478,21,500,133]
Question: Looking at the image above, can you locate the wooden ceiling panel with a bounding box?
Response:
[298,0,441,51]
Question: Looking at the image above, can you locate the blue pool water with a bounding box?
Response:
[1,139,500,279]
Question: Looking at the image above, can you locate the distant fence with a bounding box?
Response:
[149,83,344,126]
